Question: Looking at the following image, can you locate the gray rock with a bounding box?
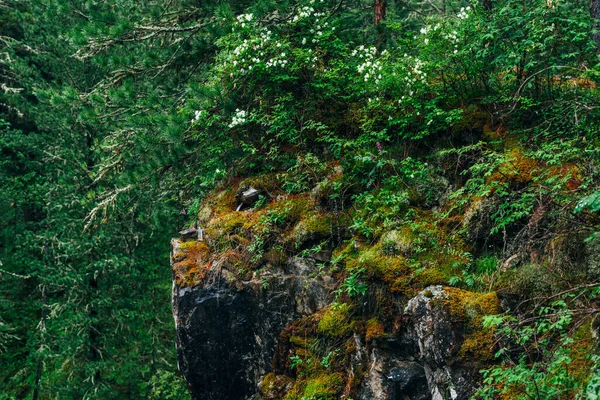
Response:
[311,250,332,263]
[179,228,198,241]
[240,187,263,205]
[171,243,335,400]
[355,338,428,400]
[404,286,476,400]
[388,363,426,390]
[172,242,478,400]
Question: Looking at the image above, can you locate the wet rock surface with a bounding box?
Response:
[172,236,480,400]
[403,286,478,400]
[171,239,335,400]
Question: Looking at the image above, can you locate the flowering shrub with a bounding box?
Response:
[228,109,247,128]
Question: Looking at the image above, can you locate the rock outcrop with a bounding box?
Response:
[171,172,501,399]
[172,239,336,400]
[172,234,493,400]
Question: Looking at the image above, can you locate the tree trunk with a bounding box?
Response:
[592,0,600,49]
[374,0,386,25]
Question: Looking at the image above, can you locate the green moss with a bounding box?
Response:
[380,230,413,256]
[346,244,409,292]
[179,241,207,251]
[239,173,283,193]
[494,263,560,297]
[266,196,310,227]
[301,373,344,400]
[197,203,213,225]
[444,288,501,324]
[568,320,595,385]
[451,105,488,135]
[413,267,451,289]
[443,287,501,361]
[218,212,246,234]
[260,373,294,399]
[317,303,352,337]
[292,212,331,248]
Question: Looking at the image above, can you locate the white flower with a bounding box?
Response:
[302,38,307,45]
[228,109,248,128]
[192,110,203,123]
[245,14,253,21]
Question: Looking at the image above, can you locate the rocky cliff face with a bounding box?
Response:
[172,238,335,399]
[172,230,498,399]
[169,168,514,399]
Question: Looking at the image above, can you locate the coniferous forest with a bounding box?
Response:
[2,0,600,399]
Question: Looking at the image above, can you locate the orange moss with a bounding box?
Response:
[365,318,385,342]
[172,241,211,287]
[172,251,186,263]
[262,248,287,267]
[460,330,497,361]
[444,288,501,325]
[487,146,582,191]
[489,147,540,185]
[443,288,501,361]
[568,320,595,385]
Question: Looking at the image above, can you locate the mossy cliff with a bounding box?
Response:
[171,134,599,399]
